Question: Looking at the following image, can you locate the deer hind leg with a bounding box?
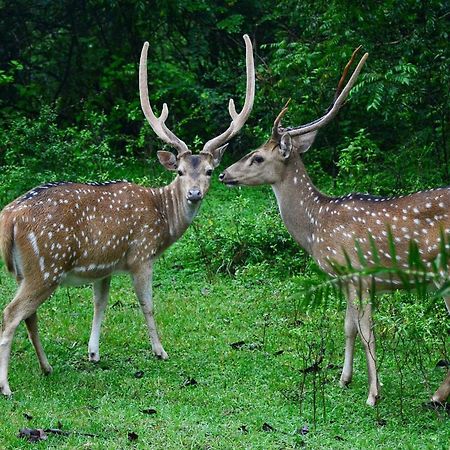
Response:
[131,264,168,360]
[444,295,450,315]
[25,312,52,374]
[342,288,380,406]
[431,296,450,403]
[88,277,111,362]
[340,302,358,387]
[432,370,450,403]
[0,282,55,396]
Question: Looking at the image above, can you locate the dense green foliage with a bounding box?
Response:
[0,0,449,447]
[1,0,449,201]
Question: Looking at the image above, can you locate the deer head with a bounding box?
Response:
[140,35,255,202]
[219,47,368,186]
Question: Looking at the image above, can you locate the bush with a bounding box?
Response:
[0,106,132,206]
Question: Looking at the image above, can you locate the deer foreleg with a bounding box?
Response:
[132,264,168,360]
[340,303,358,387]
[341,288,380,406]
[355,301,379,406]
[88,277,111,362]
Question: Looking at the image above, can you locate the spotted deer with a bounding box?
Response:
[0,35,255,396]
[220,48,450,407]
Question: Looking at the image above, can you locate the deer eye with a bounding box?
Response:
[206,169,213,176]
[177,170,184,176]
[253,155,264,164]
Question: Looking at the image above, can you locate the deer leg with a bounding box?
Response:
[340,302,358,387]
[24,312,52,374]
[432,370,450,403]
[444,295,450,315]
[431,296,450,402]
[88,277,111,362]
[131,264,168,360]
[355,302,379,406]
[0,282,55,396]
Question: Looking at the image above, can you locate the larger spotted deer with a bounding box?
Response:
[0,35,255,396]
[220,48,450,406]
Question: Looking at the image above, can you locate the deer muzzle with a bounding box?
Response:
[219,171,238,186]
[187,187,203,202]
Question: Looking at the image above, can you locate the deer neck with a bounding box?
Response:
[271,156,327,255]
[155,179,201,243]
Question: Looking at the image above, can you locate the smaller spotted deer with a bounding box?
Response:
[220,48,450,406]
[0,35,255,396]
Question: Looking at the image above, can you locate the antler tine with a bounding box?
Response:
[287,50,368,137]
[139,41,190,156]
[333,45,362,103]
[202,34,255,155]
[272,99,291,139]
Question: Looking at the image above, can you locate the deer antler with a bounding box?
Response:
[139,42,190,156]
[281,48,368,137]
[333,45,362,102]
[272,98,291,140]
[201,34,255,155]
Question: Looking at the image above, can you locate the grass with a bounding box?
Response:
[0,179,449,449]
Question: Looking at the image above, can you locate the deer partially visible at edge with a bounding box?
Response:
[0,35,255,396]
[219,48,450,406]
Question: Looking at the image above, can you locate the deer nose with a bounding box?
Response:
[187,187,202,202]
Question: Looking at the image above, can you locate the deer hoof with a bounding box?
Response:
[0,383,12,397]
[366,393,379,407]
[153,347,168,360]
[89,352,100,363]
[42,364,53,375]
[339,376,352,388]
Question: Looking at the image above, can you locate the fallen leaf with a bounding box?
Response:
[128,431,138,441]
[300,362,321,374]
[300,355,324,374]
[141,408,157,415]
[262,422,275,432]
[181,378,198,387]
[238,425,248,434]
[44,428,70,436]
[134,370,144,379]
[230,340,246,350]
[18,428,48,442]
[23,413,33,421]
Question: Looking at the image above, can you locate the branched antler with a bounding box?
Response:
[139,42,190,156]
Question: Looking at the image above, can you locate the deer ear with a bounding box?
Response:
[157,151,178,171]
[210,144,228,168]
[279,133,293,159]
[291,130,318,154]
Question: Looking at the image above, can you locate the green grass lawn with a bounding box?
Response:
[0,182,449,449]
